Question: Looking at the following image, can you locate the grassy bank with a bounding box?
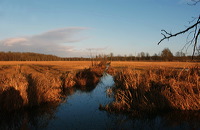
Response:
[101,66,200,114]
[0,63,107,112]
[0,65,63,111]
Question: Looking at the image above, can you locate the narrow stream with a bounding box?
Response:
[46,73,116,129]
[0,73,200,129]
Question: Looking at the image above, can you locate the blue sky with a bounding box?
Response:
[0,0,199,57]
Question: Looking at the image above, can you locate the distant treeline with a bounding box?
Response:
[0,50,199,62]
[0,52,90,61]
[106,55,200,62]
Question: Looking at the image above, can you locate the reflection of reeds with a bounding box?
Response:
[0,102,60,130]
[103,66,200,113]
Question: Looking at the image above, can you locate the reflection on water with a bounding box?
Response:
[0,74,200,129]
[0,103,59,130]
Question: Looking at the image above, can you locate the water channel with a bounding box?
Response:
[0,73,200,129]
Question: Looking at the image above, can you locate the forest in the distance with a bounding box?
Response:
[0,48,199,62]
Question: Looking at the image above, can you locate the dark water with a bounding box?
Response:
[0,74,200,130]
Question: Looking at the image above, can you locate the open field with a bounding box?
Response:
[0,61,199,70]
[111,61,200,69]
[0,61,91,71]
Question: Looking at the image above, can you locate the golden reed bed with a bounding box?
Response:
[111,61,200,69]
[101,66,200,114]
[0,61,199,70]
[0,61,107,112]
[0,61,91,71]
[0,61,199,112]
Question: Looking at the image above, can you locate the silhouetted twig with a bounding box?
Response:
[158,15,200,59]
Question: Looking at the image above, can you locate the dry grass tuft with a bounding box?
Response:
[0,66,29,111]
[75,68,100,88]
[103,66,200,113]
[61,72,76,89]
[0,65,63,111]
[74,60,113,89]
[26,72,62,107]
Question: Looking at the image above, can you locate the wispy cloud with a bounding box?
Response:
[0,27,88,56]
[2,37,28,46]
[86,47,107,51]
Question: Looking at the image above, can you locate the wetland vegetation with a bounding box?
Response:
[0,61,199,129]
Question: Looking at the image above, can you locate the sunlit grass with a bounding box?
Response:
[111,61,200,70]
[0,61,199,112]
[0,61,107,111]
[0,65,64,111]
[0,61,92,71]
[102,66,200,113]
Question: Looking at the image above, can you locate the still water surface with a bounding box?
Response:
[0,74,200,130]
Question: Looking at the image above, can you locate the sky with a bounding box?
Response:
[0,0,199,57]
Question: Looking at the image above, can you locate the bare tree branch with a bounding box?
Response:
[192,28,200,56]
[188,0,200,5]
[158,15,200,58]
[158,16,200,45]
[158,0,200,59]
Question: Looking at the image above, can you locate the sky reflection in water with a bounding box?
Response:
[0,74,200,130]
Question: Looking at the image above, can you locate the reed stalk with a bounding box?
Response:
[103,66,200,113]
